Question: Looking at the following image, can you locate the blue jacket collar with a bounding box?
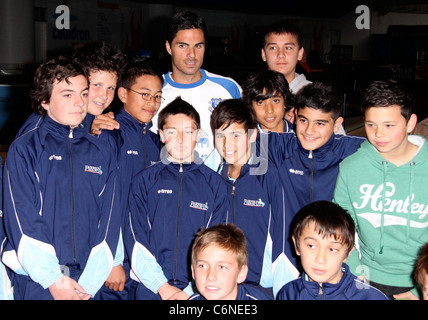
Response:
[116,107,153,132]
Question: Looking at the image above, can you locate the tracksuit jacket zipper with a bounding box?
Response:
[140,123,148,168]
[309,150,314,202]
[318,283,324,300]
[68,128,77,265]
[173,163,183,284]
[231,181,236,224]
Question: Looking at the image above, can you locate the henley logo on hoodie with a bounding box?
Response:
[353,182,428,228]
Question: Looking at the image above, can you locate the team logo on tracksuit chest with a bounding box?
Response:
[84,165,103,175]
[243,198,265,208]
[189,201,209,211]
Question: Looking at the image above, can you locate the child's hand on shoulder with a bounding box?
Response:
[91,111,119,135]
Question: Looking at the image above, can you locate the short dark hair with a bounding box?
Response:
[361,80,415,121]
[166,11,207,44]
[30,56,87,116]
[263,20,303,49]
[241,69,294,110]
[158,96,201,130]
[210,99,257,134]
[295,82,343,120]
[119,58,164,89]
[72,41,127,82]
[414,243,428,288]
[292,201,355,255]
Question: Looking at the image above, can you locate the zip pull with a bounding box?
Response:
[318,283,324,299]
[179,163,183,173]
[231,183,235,195]
[308,150,313,159]
[69,128,74,138]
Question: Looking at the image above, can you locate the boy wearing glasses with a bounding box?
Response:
[96,59,165,300]
[116,59,164,169]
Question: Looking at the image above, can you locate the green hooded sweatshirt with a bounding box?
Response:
[334,135,428,288]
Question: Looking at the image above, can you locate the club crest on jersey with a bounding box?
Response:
[84,165,103,175]
[243,198,265,208]
[208,98,222,113]
[189,201,208,211]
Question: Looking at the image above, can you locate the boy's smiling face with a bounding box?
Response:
[214,121,256,166]
[120,74,163,124]
[87,70,118,116]
[293,221,351,285]
[295,107,343,151]
[160,113,201,163]
[41,75,88,128]
[192,244,248,300]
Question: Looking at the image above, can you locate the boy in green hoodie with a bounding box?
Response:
[333,80,428,299]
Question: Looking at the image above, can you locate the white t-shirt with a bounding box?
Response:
[152,69,242,170]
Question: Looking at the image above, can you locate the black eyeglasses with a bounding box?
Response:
[124,87,165,103]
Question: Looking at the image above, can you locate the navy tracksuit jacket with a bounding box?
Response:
[264,132,364,269]
[219,157,299,296]
[277,263,389,300]
[125,158,229,299]
[2,115,122,299]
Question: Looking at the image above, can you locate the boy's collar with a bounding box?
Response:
[119,107,153,129]
[297,132,336,155]
[160,150,203,166]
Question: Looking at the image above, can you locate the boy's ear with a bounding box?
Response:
[406,114,418,133]
[249,128,258,143]
[117,87,127,104]
[165,40,172,56]
[191,264,195,281]
[343,245,355,263]
[333,116,344,133]
[159,129,166,143]
[261,48,267,62]
[194,128,202,143]
[297,47,305,62]
[237,264,248,284]
[41,101,49,111]
[292,235,301,256]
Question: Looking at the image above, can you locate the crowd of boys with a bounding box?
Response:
[0,10,427,301]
